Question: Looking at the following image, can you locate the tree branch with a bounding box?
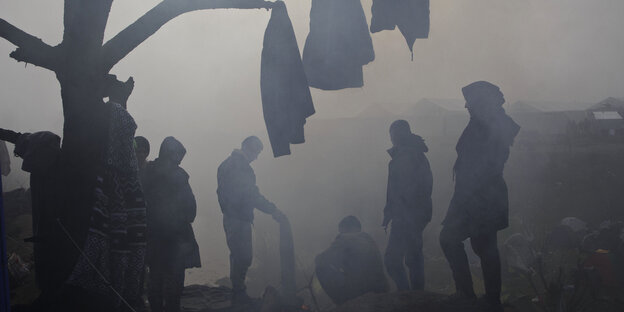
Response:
[101,0,276,72]
[0,18,59,71]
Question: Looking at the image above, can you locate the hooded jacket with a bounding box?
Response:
[143,137,200,268]
[384,134,433,226]
[443,112,520,235]
[217,149,276,222]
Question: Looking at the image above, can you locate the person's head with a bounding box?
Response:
[241,136,263,163]
[338,215,362,234]
[389,120,411,147]
[462,81,505,120]
[159,136,186,165]
[134,136,150,164]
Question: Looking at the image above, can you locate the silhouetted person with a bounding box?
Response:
[0,129,66,304]
[217,136,285,304]
[134,136,150,173]
[382,120,433,291]
[440,81,519,312]
[315,216,388,305]
[143,137,201,312]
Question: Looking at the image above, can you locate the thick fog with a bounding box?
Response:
[2,0,624,296]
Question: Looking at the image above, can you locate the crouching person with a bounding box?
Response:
[315,216,388,305]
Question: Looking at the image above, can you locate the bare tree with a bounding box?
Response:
[0,1,276,309]
[0,0,275,167]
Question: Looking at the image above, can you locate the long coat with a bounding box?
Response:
[443,113,520,235]
[143,141,200,269]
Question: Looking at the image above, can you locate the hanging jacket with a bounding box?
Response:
[67,102,147,311]
[261,1,315,157]
[303,0,375,90]
[370,0,430,53]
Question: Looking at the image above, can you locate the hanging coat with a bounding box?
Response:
[261,1,315,157]
[370,0,430,53]
[303,0,375,90]
[67,102,147,311]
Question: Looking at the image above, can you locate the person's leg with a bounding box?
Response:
[385,224,410,291]
[406,227,425,290]
[148,261,165,312]
[163,262,185,312]
[439,225,475,298]
[223,216,253,297]
[470,231,502,306]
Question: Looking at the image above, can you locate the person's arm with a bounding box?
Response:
[250,185,277,215]
[0,128,21,144]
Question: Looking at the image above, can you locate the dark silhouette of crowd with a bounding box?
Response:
[1,81,521,312]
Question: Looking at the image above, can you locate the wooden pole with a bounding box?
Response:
[0,166,10,312]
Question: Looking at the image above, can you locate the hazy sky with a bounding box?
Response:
[2,0,624,285]
[1,0,624,132]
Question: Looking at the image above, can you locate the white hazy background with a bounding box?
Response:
[1,0,624,288]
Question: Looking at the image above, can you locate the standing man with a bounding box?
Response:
[134,136,150,173]
[217,136,285,304]
[143,137,201,312]
[383,120,433,291]
[440,81,520,312]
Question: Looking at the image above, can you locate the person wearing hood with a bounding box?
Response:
[382,120,433,291]
[143,137,200,312]
[440,81,520,312]
[217,136,286,304]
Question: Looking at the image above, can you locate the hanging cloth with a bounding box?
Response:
[67,102,147,311]
[370,0,430,53]
[303,0,375,90]
[261,1,315,157]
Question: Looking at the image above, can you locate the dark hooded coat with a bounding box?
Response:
[384,134,433,226]
[443,112,520,235]
[143,137,200,269]
[217,149,276,222]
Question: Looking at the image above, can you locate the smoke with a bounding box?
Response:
[1,0,624,292]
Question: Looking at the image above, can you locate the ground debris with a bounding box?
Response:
[181,285,260,312]
[330,291,479,312]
